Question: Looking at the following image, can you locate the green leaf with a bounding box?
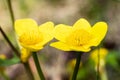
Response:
[0,55,20,66]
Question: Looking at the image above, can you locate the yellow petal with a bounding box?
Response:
[54,24,72,42]
[15,19,38,36]
[39,22,54,45]
[50,42,91,52]
[50,42,71,51]
[21,48,31,63]
[20,43,43,51]
[91,22,108,46]
[73,18,91,31]
[70,46,91,52]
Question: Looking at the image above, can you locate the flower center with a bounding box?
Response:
[66,29,93,46]
[19,29,43,45]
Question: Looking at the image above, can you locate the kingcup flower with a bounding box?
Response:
[15,19,54,62]
[90,48,108,68]
[90,48,109,80]
[50,18,108,52]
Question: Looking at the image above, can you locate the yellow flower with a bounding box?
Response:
[0,54,6,71]
[0,54,6,60]
[90,48,108,66]
[15,19,54,51]
[15,19,54,62]
[50,18,108,52]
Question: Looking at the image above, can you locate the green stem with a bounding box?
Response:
[23,62,35,80]
[72,52,82,80]
[32,52,45,80]
[6,0,15,26]
[0,26,20,57]
[6,0,20,50]
[0,26,34,80]
[97,46,100,80]
[101,69,108,80]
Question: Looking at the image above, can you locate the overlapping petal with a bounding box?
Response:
[50,42,71,51]
[53,24,72,42]
[39,22,54,45]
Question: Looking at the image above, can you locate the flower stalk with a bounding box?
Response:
[0,26,20,57]
[72,52,82,80]
[90,48,109,80]
[100,69,108,80]
[23,62,35,80]
[97,47,100,80]
[6,0,15,26]
[32,52,45,80]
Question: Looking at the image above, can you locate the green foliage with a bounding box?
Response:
[77,59,96,80]
[77,68,87,80]
[18,0,30,14]
[112,0,120,2]
[87,0,108,20]
[106,50,119,69]
[0,54,20,66]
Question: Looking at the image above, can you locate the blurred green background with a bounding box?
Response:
[0,0,120,80]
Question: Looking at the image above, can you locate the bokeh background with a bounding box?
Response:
[0,0,120,80]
